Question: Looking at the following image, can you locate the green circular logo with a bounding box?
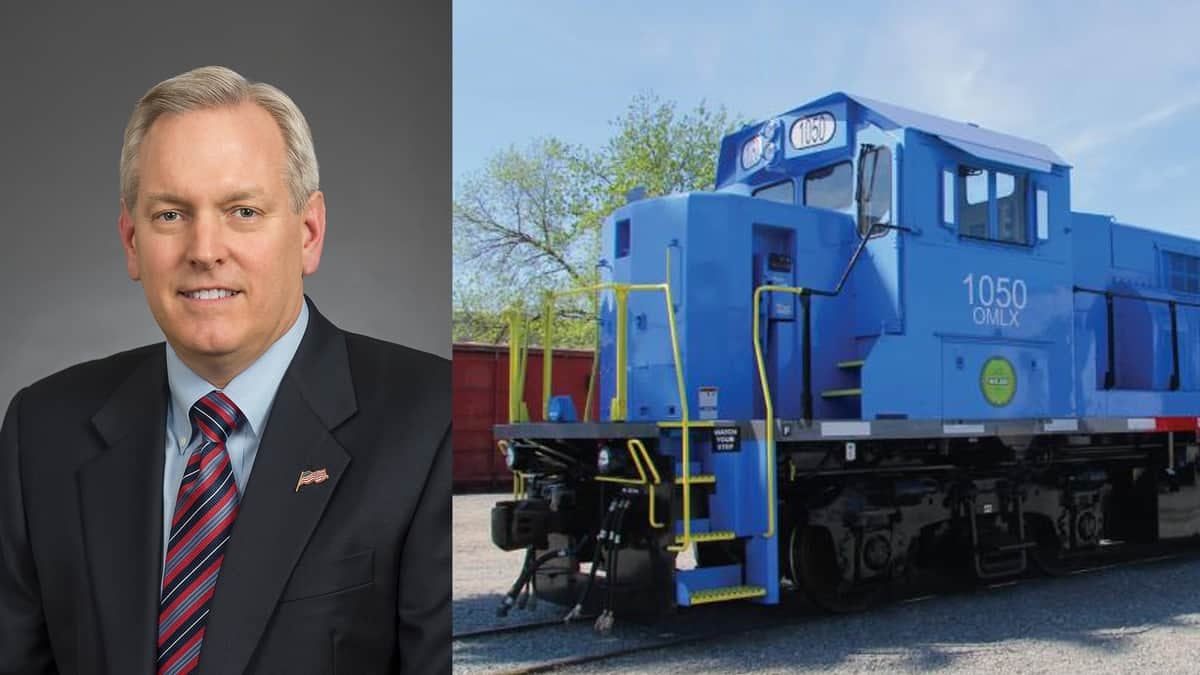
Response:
[980,357,1017,407]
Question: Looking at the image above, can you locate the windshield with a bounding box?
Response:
[804,161,853,210]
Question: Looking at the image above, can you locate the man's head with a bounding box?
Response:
[118,66,326,387]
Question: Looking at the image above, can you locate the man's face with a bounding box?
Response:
[118,102,325,383]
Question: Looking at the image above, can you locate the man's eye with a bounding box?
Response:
[235,207,257,218]
[157,211,181,222]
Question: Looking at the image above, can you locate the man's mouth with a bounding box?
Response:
[180,288,241,300]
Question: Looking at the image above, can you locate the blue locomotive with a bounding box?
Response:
[491,92,1200,623]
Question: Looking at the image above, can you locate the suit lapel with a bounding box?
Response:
[199,302,356,675]
[80,348,167,675]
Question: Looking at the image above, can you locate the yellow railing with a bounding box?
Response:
[506,305,531,424]
[536,248,676,424]
[509,275,700,551]
[595,438,665,529]
[582,290,600,422]
[750,284,806,541]
[535,283,642,424]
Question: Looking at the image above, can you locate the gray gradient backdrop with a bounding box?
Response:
[0,1,450,408]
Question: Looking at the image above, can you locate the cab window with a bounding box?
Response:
[803,161,852,211]
[958,167,988,238]
[953,165,1029,244]
[752,180,794,204]
[996,172,1027,244]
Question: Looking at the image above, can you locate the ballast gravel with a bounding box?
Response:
[453,493,1200,674]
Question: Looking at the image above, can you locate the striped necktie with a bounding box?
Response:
[157,391,243,675]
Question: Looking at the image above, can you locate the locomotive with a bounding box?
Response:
[489,92,1200,625]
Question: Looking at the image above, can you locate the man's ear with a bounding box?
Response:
[118,199,141,281]
[300,191,326,276]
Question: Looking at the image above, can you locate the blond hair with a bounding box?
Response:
[119,65,319,212]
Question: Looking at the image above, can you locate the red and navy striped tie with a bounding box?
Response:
[157,391,243,675]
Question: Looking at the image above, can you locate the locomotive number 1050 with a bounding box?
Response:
[963,274,1027,328]
[962,274,1028,309]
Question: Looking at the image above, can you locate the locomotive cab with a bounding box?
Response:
[597,92,1075,424]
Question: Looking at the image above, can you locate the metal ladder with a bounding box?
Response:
[665,421,768,606]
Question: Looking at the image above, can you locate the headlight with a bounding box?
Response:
[740,135,763,169]
[761,117,781,140]
[762,140,778,165]
[597,447,612,473]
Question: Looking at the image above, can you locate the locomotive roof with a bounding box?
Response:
[798,92,1070,172]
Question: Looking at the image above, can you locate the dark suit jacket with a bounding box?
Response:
[0,299,451,674]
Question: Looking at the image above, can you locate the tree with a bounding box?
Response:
[589,92,734,217]
[452,138,598,348]
[453,94,739,347]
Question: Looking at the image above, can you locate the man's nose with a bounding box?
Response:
[187,211,228,268]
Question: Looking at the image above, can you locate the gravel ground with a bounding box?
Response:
[453,493,566,635]
[453,493,1200,674]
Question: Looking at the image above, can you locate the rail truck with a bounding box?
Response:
[489,92,1200,627]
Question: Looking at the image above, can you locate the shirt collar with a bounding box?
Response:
[166,301,310,452]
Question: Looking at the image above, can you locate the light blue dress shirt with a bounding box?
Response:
[161,301,310,568]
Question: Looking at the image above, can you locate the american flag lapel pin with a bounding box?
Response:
[296,467,331,493]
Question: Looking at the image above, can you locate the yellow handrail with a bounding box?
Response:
[613,287,630,420]
[751,284,806,540]
[538,283,658,424]
[655,280,693,553]
[506,305,531,423]
[594,438,665,530]
[583,289,600,422]
[522,279,694,551]
[508,245,695,551]
[541,291,554,420]
[630,439,664,528]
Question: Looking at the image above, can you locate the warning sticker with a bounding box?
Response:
[698,386,718,420]
[711,425,741,453]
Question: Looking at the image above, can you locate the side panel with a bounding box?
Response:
[862,131,1075,421]
[940,338,1052,419]
[1072,216,1200,417]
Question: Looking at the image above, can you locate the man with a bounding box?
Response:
[0,66,450,674]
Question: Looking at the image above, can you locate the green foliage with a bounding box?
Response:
[592,92,736,212]
[453,138,599,348]
[453,93,740,347]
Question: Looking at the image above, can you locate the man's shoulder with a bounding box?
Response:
[341,331,449,378]
[338,331,449,406]
[20,343,164,411]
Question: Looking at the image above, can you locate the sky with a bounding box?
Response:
[453,0,1200,237]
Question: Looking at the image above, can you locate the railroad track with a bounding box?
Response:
[485,613,794,675]
[455,542,1200,674]
[453,617,587,641]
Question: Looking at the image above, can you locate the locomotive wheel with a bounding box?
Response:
[794,525,881,613]
[785,524,804,586]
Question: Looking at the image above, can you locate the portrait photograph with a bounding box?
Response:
[0,1,451,673]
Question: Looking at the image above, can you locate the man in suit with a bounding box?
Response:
[0,66,450,674]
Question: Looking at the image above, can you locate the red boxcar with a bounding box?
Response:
[452,343,597,492]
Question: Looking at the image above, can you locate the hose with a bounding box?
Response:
[596,497,632,634]
[565,496,620,623]
[498,545,576,617]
